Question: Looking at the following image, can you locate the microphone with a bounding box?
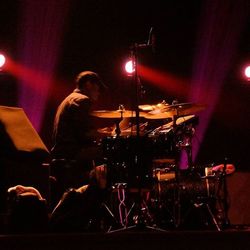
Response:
[147,27,156,53]
[136,27,156,52]
[147,27,153,46]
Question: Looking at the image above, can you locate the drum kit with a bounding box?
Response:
[92,101,202,187]
[90,101,229,231]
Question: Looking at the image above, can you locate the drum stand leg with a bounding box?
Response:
[181,197,223,231]
[205,203,221,231]
[106,184,168,233]
[173,167,181,229]
[102,183,131,232]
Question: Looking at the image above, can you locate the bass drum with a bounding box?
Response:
[102,136,154,188]
[149,171,221,230]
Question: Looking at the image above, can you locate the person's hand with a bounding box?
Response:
[95,164,107,189]
[212,164,236,175]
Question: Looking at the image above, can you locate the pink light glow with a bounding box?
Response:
[17,1,71,132]
[186,0,248,169]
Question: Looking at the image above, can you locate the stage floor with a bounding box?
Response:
[0,226,250,250]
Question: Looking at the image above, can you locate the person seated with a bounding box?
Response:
[6,185,48,234]
[50,70,107,206]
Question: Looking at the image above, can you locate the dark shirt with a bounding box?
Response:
[51,89,96,160]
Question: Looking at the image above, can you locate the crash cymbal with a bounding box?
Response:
[163,103,206,115]
[145,103,206,119]
[91,110,147,119]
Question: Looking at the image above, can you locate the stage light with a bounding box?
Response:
[125,60,135,75]
[244,65,250,80]
[0,54,6,68]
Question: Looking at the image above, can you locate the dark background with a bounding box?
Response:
[0,0,249,170]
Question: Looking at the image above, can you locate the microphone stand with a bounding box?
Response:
[127,32,167,231]
[108,28,168,233]
[130,42,146,228]
[108,44,152,233]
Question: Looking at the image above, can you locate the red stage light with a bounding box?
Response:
[124,60,135,75]
[0,54,6,68]
[244,65,250,80]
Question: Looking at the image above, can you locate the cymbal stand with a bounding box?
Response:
[171,113,182,228]
[113,105,125,137]
[171,107,195,228]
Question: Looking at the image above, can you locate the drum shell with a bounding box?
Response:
[148,130,177,161]
[102,136,153,188]
[149,172,219,229]
[156,173,217,204]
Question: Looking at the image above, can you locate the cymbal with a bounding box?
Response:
[149,115,195,134]
[161,115,195,130]
[144,109,174,119]
[139,101,169,111]
[164,103,206,114]
[146,103,206,119]
[91,110,148,119]
[97,126,115,136]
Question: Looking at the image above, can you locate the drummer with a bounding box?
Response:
[51,71,107,196]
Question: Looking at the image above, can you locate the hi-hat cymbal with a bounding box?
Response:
[91,110,147,119]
